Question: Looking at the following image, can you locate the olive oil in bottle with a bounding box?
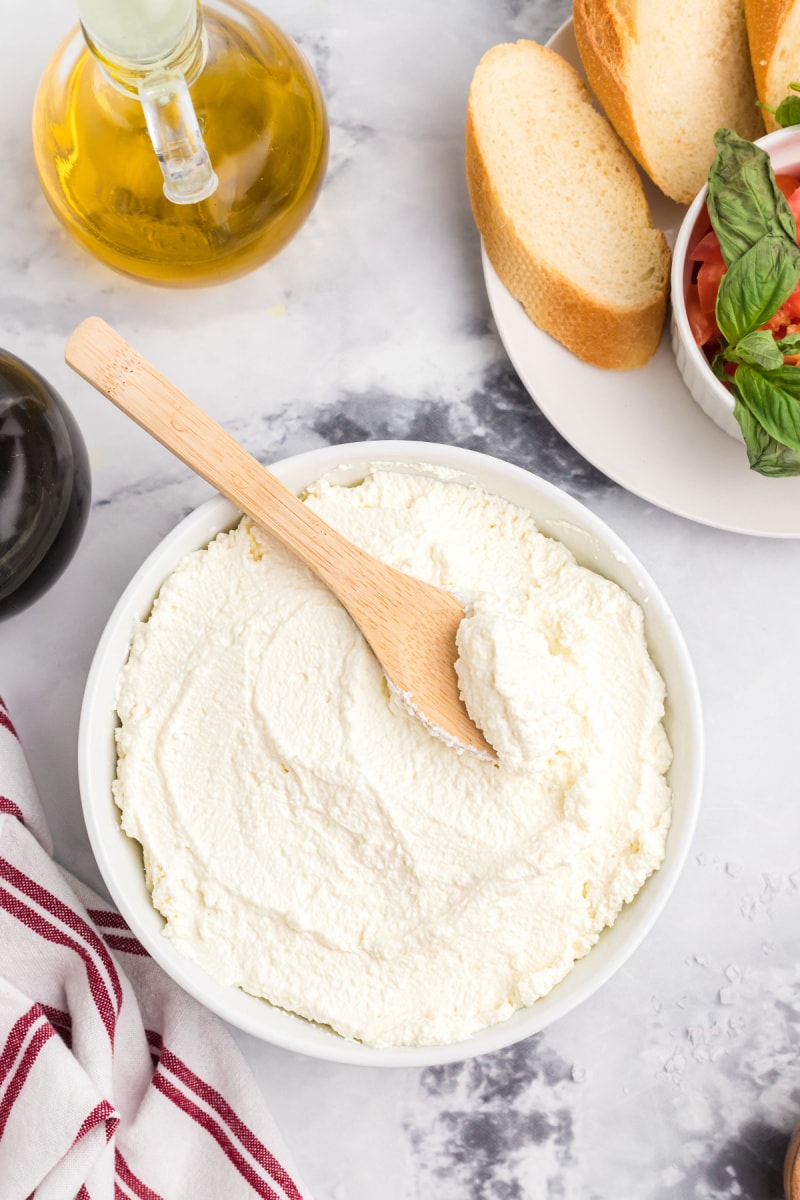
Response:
[32,0,328,286]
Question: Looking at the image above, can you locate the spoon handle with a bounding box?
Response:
[65,317,489,756]
[65,317,377,594]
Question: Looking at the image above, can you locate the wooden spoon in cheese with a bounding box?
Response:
[65,317,493,758]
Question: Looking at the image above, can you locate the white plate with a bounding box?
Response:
[481,19,800,537]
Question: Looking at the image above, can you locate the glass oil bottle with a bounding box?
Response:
[32,0,328,285]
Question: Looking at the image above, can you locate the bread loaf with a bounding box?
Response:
[574,0,765,204]
[465,40,670,370]
[746,0,800,132]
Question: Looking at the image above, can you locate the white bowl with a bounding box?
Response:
[671,125,800,442]
[79,440,703,1066]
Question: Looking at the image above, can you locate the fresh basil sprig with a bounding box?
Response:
[759,82,800,129]
[707,129,798,262]
[704,129,800,475]
[715,234,800,343]
[727,329,784,371]
[734,364,800,450]
[733,399,800,476]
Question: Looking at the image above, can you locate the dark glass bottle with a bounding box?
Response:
[0,350,91,619]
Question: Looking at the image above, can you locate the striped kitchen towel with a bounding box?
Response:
[0,697,311,1200]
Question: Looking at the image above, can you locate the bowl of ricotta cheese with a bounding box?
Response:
[79,440,703,1066]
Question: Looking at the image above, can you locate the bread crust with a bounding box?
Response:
[575,0,763,203]
[572,0,655,189]
[746,0,793,131]
[464,73,669,371]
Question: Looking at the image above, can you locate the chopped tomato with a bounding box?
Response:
[685,221,725,345]
[685,284,719,347]
[765,284,800,332]
[773,175,800,228]
[689,229,724,263]
[782,280,800,321]
[687,226,726,323]
[775,174,800,201]
[697,256,727,314]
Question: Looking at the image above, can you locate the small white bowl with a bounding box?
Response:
[79,440,703,1066]
[671,126,800,442]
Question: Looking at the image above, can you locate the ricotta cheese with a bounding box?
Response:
[114,465,672,1047]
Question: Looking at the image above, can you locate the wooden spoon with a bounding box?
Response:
[65,317,493,757]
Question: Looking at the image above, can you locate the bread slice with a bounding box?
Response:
[746,0,800,132]
[574,0,765,204]
[465,40,670,370]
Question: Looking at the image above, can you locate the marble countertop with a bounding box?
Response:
[2,0,799,1196]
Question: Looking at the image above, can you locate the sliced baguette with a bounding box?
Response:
[746,0,800,132]
[574,0,764,204]
[465,40,669,370]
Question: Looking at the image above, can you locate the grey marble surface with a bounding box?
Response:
[2,0,800,1197]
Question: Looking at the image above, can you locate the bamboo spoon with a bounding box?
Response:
[65,317,493,758]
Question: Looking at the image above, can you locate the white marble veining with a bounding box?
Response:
[2,0,800,1197]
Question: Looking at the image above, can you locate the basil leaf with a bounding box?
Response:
[715,234,800,344]
[754,441,800,475]
[733,397,800,475]
[707,129,797,264]
[733,362,800,451]
[777,332,800,353]
[755,363,800,396]
[729,329,784,370]
[776,94,800,128]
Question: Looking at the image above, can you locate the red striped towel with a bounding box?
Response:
[0,697,310,1200]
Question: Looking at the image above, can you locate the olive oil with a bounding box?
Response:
[32,0,328,286]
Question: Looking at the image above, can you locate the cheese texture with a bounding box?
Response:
[114,465,672,1047]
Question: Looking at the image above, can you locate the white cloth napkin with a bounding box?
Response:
[0,697,311,1200]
